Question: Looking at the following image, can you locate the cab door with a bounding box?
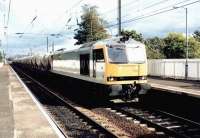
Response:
[93,49,105,80]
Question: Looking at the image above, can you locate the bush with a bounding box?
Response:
[0,52,2,62]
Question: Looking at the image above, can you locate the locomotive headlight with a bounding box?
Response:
[107,77,114,81]
[139,76,146,80]
[110,77,114,81]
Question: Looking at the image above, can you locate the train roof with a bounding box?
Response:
[79,37,144,48]
[96,37,144,47]
[13,37,145,61]
[53,37,145,55]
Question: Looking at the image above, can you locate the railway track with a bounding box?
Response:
[108,104,200,138]
[12,66,118,138]
[12,65,200,138]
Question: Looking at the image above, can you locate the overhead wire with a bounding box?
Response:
[5,0,85,55]
[122,0,171,20]
[107,0,199,28]
[108,0,190,25]
[106,0,172,25]
[100,0,139,16]
[47,0,84,36]
[18,15,38,38]
[17,0,83,39]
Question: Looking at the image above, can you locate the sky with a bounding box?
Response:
[0,0,200,57]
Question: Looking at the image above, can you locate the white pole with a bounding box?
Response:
[185,8,188,79]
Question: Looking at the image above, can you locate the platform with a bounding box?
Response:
[0,65,58,138]
[148,76,200,98]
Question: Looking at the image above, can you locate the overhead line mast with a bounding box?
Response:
[118,0,121,36]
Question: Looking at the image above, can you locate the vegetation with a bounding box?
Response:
[193,30,200,42]
[145,37,165,59]
[0,52,2,62]
[121,30,144,42]
[188,37,200,58]
[163,32,185,58]
[74,6,200,59]
[121,29,200,59]
[74,5,108,44]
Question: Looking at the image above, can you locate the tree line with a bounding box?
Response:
[0,52,2,62]
[74,5,200,59]
[121,30,200,59]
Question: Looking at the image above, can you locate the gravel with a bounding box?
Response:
[46,106,98,138]
[92,108,168,138]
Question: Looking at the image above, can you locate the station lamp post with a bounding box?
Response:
[185,8,188,80]
[174,7,188,79]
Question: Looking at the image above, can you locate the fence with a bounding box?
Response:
[148,59,200,80]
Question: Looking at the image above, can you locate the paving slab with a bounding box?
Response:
[0,65,14,138]
[0,65,59,138]
[148,76,200,98]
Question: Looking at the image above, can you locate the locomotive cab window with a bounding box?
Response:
[107,45,128,64]
[93,49,105,62]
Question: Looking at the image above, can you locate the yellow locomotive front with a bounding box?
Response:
[96,40,150,100]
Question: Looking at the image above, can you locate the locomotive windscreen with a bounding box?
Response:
[107,45,146,64]
[126,46,146,64]
[107,45,128,64]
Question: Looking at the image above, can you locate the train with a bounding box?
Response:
[13,37,150,101]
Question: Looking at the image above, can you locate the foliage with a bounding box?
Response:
[121,29,163,59]
[121,30,144,42]
[0,52,2,62]
[121,30,200,59]
[162,32,200,59]
[145,46,162,59]
[188,37,200,58]
[145,37,165,59]
[193,30,200,42]
[163,32,185,58]
[74,5,108,44]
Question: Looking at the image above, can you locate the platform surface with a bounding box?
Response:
[148,76,200,98]
[0,65,58,138]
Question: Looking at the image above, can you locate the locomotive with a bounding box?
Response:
[13,38,150,100]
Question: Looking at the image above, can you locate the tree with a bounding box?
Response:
[163,32,185,58]
[188,37,200,58]
[163,32,200,58]
[193,30,200,42]
[145,37,165,59]
[74,5,108,44]
[120,30,200,59]
[121,30,144,42]
[0,52,2,62]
